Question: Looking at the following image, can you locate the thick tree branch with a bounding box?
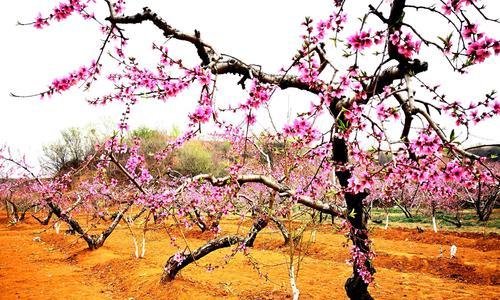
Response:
[182,173,344,217]
[107,7,321,93]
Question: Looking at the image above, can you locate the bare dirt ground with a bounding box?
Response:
[0,213,498,300]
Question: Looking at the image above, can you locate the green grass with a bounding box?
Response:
[369,208,500,233]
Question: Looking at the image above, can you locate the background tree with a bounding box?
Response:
[41,127,100,175]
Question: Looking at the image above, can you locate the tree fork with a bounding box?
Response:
[32,210,54,225]
[47,200,131,250]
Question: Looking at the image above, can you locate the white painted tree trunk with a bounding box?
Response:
[124,218,140,258]
[432,216,438,233]
[133,236,139,258]
[290,264,300,300]
[384,213,389,230]
[140,233,146,258]
[54,222,61,234]
[311,229,316,243]
[450,245,457,258]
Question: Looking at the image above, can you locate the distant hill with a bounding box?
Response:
[468,145,500,161]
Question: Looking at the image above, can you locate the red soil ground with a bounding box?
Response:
[0,213,498,299]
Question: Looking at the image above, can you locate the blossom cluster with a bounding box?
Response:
[34,0,94,29]
[347,30,384,51]
[389,31,421,59]
[243,80,272,110]
[410,132,442,156]
[283,117,321,145]
[347,171,373,194]
[43,61,98,98]
[442,94,500,126]
[376,103,400,121]
[441,0,477,15]
[465,33,500,64]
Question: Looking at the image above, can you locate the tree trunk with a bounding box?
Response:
[270,215,302,246]
[475,185,498,222]
[32,210,53,225]
[47,200,131,250]
[344,191,374,300]
[160,217,268,283]
[6,200,19,223]
[396,202,413,218]
[191,208,207,232]
[431,205,438,233]
[271,215,291,245]
[432,216,438,233]
[384,213,389,230]
[332,136,374,300]
[4,199,11,221]
[18,204,36,221]
[289,263,300,300]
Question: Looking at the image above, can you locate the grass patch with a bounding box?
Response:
[369,208,500,233]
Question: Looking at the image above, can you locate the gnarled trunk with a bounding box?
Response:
[161,217,268,283]
[344,191,374,300]
[332,135,374,299]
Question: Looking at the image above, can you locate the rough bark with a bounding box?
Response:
[18,204,36,221]
[4,199,35,223]
[131,207,147,222]
[188,208,207,232]
[190,173,344,218]
[4,198,11,221]
[6,199,19,223]
[331,135,374,300]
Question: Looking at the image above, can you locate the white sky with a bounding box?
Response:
[1,0,499,165]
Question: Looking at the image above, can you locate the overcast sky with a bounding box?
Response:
[1,0,499,165]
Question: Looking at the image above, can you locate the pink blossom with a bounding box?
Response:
[172,253,185,263]
[118,122,129,131]
[348,31,373,51]
[442,0,477,15]
[189,105,212,124]
[390,31,421,59]
[283,117,320,144]
[462,24,478,39]
[492,101,500,115]
[348,171,373,194]
[376,104,400,121]
[34,14,49,29]
[466,36,500,63]
[244,80,271,109]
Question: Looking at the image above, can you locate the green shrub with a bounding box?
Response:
[173,141,228,177]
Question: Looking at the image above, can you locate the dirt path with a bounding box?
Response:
[0,215,499,299]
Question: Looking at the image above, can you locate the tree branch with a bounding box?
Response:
[181,173,344,217]
[106,7,321,93]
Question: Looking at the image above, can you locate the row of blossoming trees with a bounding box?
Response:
[1,0,499,299]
